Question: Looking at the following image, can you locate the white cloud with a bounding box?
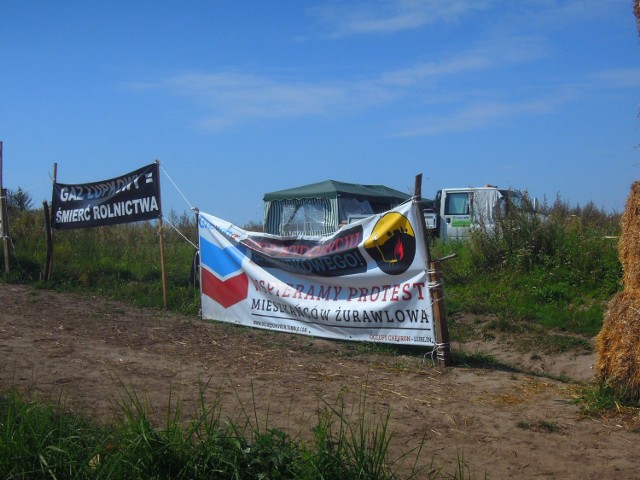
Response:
[395,96,568,136]
[590,68,640,89]
[513,0,624,29]
[135,30,554,131]
[306,0,622,38]
[129,0,631,137]
[378,35,547,87]
[306,0,495,37]
[135,62,579,134]
[151,72,348,130]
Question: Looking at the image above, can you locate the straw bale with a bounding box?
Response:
[595,290,640,396]
[596,182,640,397]
[619,181,640,290]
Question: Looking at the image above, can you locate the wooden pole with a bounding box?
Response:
[156,160,168,309]
[413,173,451,367]
[158,215,168,309]
[0,190,9,274]
[0,190,8,274]
[429,259,451,367]
[43,201,53,280]
[45,163,58,280]
[0,141,10,273]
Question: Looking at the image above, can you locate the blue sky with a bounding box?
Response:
[1,0,639,226]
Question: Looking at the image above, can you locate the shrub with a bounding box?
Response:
[431,194,621,335]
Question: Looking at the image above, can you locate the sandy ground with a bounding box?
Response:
[1,283,638,479]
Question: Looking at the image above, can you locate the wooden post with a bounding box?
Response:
[45,163,58,280]
[191,208,200,289]
[0,189,9,274]
[0,141,10,274]
[156,160,168,309]
[43,201,53,280]
[429,259,451,367]
[158,215,168,309]
[413,174,451,367]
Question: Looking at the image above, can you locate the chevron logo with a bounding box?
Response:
[200,236,248,308]
[201,268,248,308]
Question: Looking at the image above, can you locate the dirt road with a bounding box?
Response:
[1,283,637,478]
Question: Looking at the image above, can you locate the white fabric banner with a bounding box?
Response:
[198,201,436,346]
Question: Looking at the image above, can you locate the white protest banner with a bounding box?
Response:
[198,201,435,346]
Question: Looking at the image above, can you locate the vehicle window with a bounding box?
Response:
[445,192,469,215]
[498,190,522,209]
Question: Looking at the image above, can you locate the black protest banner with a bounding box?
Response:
[51,163,161,230]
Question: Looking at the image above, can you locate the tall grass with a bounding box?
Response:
[0,390,105,479]
[2,208,200,314]
[0,383,444,480]
[2,196,623,333]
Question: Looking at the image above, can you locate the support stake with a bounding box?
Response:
[0,141,10,274]
[413,173,451,367]
[156,160,168,309]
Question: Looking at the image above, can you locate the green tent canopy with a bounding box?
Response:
[263,179,412,236]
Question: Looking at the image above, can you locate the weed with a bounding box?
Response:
[573,383,640,416]
[517,420,562,433]
[450,350,500,368]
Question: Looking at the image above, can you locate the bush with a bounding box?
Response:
[432,194,621,335]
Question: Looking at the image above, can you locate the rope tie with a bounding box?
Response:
[424,342,451,365]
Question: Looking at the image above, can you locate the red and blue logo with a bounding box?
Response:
[200,236,248,308]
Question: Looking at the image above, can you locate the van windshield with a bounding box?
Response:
[499,189,522,209]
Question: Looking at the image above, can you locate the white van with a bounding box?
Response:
[424,185,525,242]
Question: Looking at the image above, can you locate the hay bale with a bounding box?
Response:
[595,290,640,397]
[619,181,640,290]
[596,182,640,398]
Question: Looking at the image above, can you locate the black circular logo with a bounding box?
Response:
[364,212,416,275]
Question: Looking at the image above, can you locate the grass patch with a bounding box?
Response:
[518,332,592,355]
[571,384,640,433]
[450,350,500,369]
[0,390,106,479]
[516,420,562,433]
[573,383,640,415]
[1,382,474,480]
[448,312,593,358]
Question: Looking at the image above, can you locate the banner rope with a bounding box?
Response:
[423,350,436,365]
[158,164,200,250]
[161,215,199,250]
[435,342,450,363]
[0,234,20,269]
[423,342,450,366]
[160,165,195,211]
